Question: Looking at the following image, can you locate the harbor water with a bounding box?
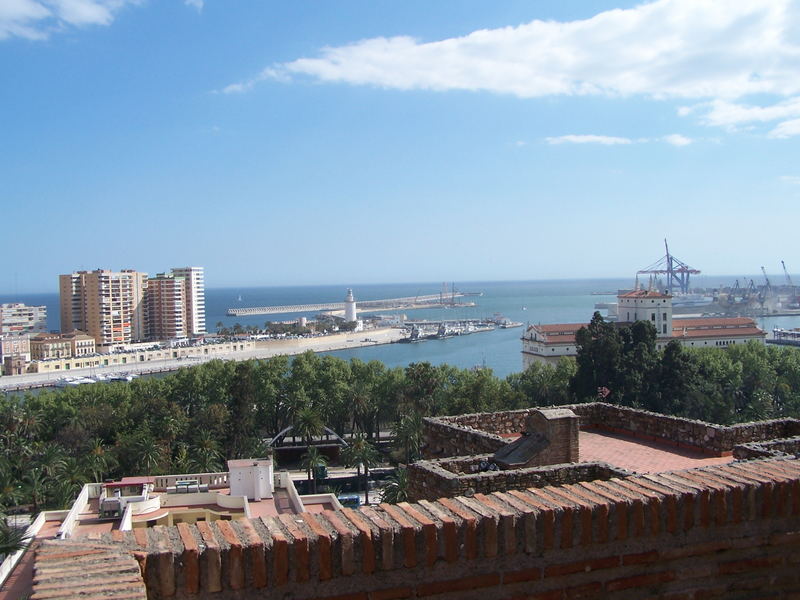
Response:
[3,277,800,379]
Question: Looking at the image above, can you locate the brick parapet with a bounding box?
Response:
[40,456,800,600]
[424,403,800,459]
[407,456,631,502]
[31,539,147,600]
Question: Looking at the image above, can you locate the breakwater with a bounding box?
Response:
[226,293,470,316]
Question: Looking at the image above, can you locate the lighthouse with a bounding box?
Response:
[344,288,357,322]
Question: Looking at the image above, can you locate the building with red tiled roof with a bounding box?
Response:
[522,288,765,368]
[0,457,340,600]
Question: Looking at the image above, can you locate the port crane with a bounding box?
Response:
[782,260,799,307]
[783,260,795,288]
[637,239,701,294]
[761,266,773,292]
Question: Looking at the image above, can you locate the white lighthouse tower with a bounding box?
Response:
[344,288,358,322]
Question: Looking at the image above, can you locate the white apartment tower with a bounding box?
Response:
[171,267,206,336]
[0,303,47,335]
[59,270,148,347]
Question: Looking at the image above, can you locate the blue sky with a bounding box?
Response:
[2,0,800,293]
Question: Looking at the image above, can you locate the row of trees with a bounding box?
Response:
[570,312,800,423]
[214,318,356,337]
[0,353,529,517]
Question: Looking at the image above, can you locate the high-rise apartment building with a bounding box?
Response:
[146,273,187,341]
[0,303,47,335]
[171,267,206,336]
[59,270,148,348]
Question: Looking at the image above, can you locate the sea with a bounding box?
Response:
[3,277,799,379]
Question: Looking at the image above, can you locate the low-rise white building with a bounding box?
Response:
[522,288,766,369]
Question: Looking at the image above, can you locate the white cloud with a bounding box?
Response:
[546,135,633,146]
[769,118,800,139]
[547,133,695,146]
[218,67,287,94]
[780,175,800,185]
[0,0,136,40]
[184,0,203,12]
[682,97,800,138]
[225,0,800,101]
[700,98,800,128]
[663,134,692,146]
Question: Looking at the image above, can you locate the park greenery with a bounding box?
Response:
[2,325,800,524]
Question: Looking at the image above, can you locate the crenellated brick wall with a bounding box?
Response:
[35,457,800,600]
[407,456,631,502]
[423,403,800,459]
[32,539,146,599]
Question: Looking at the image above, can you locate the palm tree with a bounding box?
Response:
[136,438,164,476]
[0,520,30,559]
[392,411,423,464]
[34,444,67,480]
[0,474,24,514]
[341,434,379,505]
[52,458,88,509]
[189,432,223,473]
[215,321,224,334]
[300,447,327,494]
[293,405,324,486]
[84,438,116,482]
[23,468,47,513]
[380,468,409,504]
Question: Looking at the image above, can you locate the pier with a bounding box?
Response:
[226,293,473,316]
[767,328,800,348]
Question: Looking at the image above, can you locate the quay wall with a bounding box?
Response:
[27,341,256,374]
[34,457,800,600]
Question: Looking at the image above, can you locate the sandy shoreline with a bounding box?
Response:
[0,328,407,391]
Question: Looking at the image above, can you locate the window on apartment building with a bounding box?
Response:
[651,314,655,321]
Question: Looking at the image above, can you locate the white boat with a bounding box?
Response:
[56,377,96,388]
[109,373,139,382]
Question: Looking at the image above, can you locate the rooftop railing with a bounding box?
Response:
[153,472,228,491]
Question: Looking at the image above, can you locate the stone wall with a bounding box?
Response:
[36,457,800,600]
[407,456,631,502]
[421,415,510,459]
[734,436,800,460]
[423,403,800,460]
[571,403,800,455]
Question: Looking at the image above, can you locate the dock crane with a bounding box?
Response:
[636,239,701,294]
[761,266,773,291]
[782,260,795,288]
[783,260,799,308]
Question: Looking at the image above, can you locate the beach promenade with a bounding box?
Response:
[0,328,406,392]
